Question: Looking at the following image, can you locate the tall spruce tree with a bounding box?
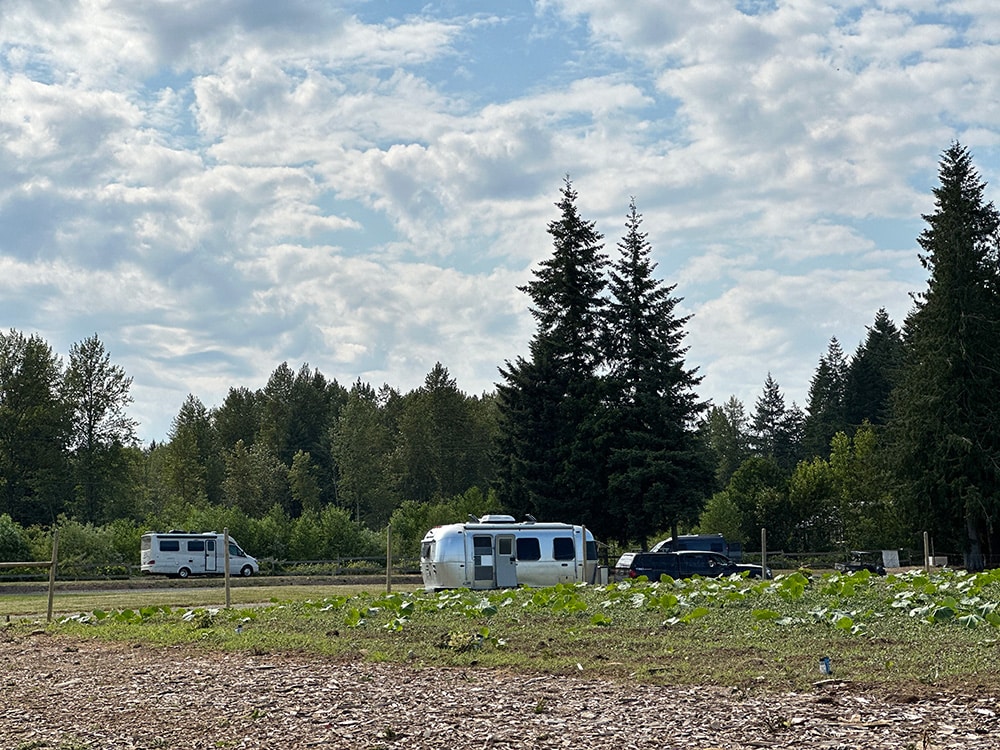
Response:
[603,199,710,546]
[750,374,803,472]
[496,178,608,528]
[802,337,848,458]
[844,308,903,429]
[889,143,1000,566]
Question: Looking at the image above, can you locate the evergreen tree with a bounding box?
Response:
[889,143,1000,566]
[396,363,489,503]
[496,178,608,528]
[166,393,212,510]
[701,397,752,490]
[750,374,803,471]
[802,337,848,458]
[844,309,903,429]
[0,330,71,525]
[212,386,263,451]
[603,199,711,546]
[331,381,399,528]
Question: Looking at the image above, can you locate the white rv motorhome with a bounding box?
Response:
[140,531,259,578]
[419,515,599,591]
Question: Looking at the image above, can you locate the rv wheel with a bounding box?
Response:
[240,565,254,577]
[177,567,191,579]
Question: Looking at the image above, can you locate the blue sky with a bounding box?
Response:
[2,0,998,442]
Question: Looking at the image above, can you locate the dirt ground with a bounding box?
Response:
[1,628,997,749]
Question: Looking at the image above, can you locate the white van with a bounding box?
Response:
[140,531,259,578]
[419,515,599,591]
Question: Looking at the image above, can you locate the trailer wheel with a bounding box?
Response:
[177,567,191,579]
[240,565,254,577]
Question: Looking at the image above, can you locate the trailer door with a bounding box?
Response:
[495,534,517,588]
[472,535,494,589]
[204,538,218,572]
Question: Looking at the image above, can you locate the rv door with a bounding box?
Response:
[495,534,517,588]
[204,538,218,573]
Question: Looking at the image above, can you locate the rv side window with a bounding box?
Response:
[160,540,180,552]
[552,537,574,560]
[516,537,540,561]
[229,543,244,558]
[586,541,597,560]
[188,540,205,552]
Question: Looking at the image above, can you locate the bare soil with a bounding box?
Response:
[2,627,997,749]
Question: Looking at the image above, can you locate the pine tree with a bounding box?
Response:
[603,199,710,546]
[889,143,1000,566]
[496,178,608,528]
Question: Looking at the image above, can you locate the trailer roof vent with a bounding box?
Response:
[477,514,516,523]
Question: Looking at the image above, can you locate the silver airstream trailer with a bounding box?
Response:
[419,514,599,591]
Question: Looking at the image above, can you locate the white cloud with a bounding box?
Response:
[0,0,997,440]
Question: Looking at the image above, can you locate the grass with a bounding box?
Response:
[7,568,1000,694]
[0,582,417,618]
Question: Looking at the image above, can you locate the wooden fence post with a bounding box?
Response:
[224,527,232,609]
[386,524,393,594]
[47,529,59,623]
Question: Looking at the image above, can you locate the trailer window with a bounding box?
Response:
[552,537,575,560]
[515,537,540,561]
[188,540,205,552]
[420,541,434,560]
[159,540,180,552]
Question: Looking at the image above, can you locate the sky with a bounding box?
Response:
[2,0,999,444]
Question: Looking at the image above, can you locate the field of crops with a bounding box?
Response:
[46,566,1000,692]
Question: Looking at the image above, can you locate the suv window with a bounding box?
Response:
[678,552,709,576]
[630,553,679,579]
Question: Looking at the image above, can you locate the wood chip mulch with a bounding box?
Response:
[1,629,996,749]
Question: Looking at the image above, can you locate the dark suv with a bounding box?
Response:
[615,550,769,580]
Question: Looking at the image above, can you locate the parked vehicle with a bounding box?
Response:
[615,550,770,581]
[649,533,743,561]
[420,515,599,591]
[834,550,886,576]
[140,531,259,578]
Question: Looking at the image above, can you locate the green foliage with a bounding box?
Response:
[0,329,71,525]
[332,381,401,529]
[387,489,503,558]
[888,143,1000,561]
[0,513,31,562]
[64,334,139,523]
[603,199,711,546]
[496,178,609,531]
[802,338,848,459]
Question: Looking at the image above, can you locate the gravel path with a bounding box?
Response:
[2,629,997,749]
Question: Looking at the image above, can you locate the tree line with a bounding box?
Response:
[1,144,998,569]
